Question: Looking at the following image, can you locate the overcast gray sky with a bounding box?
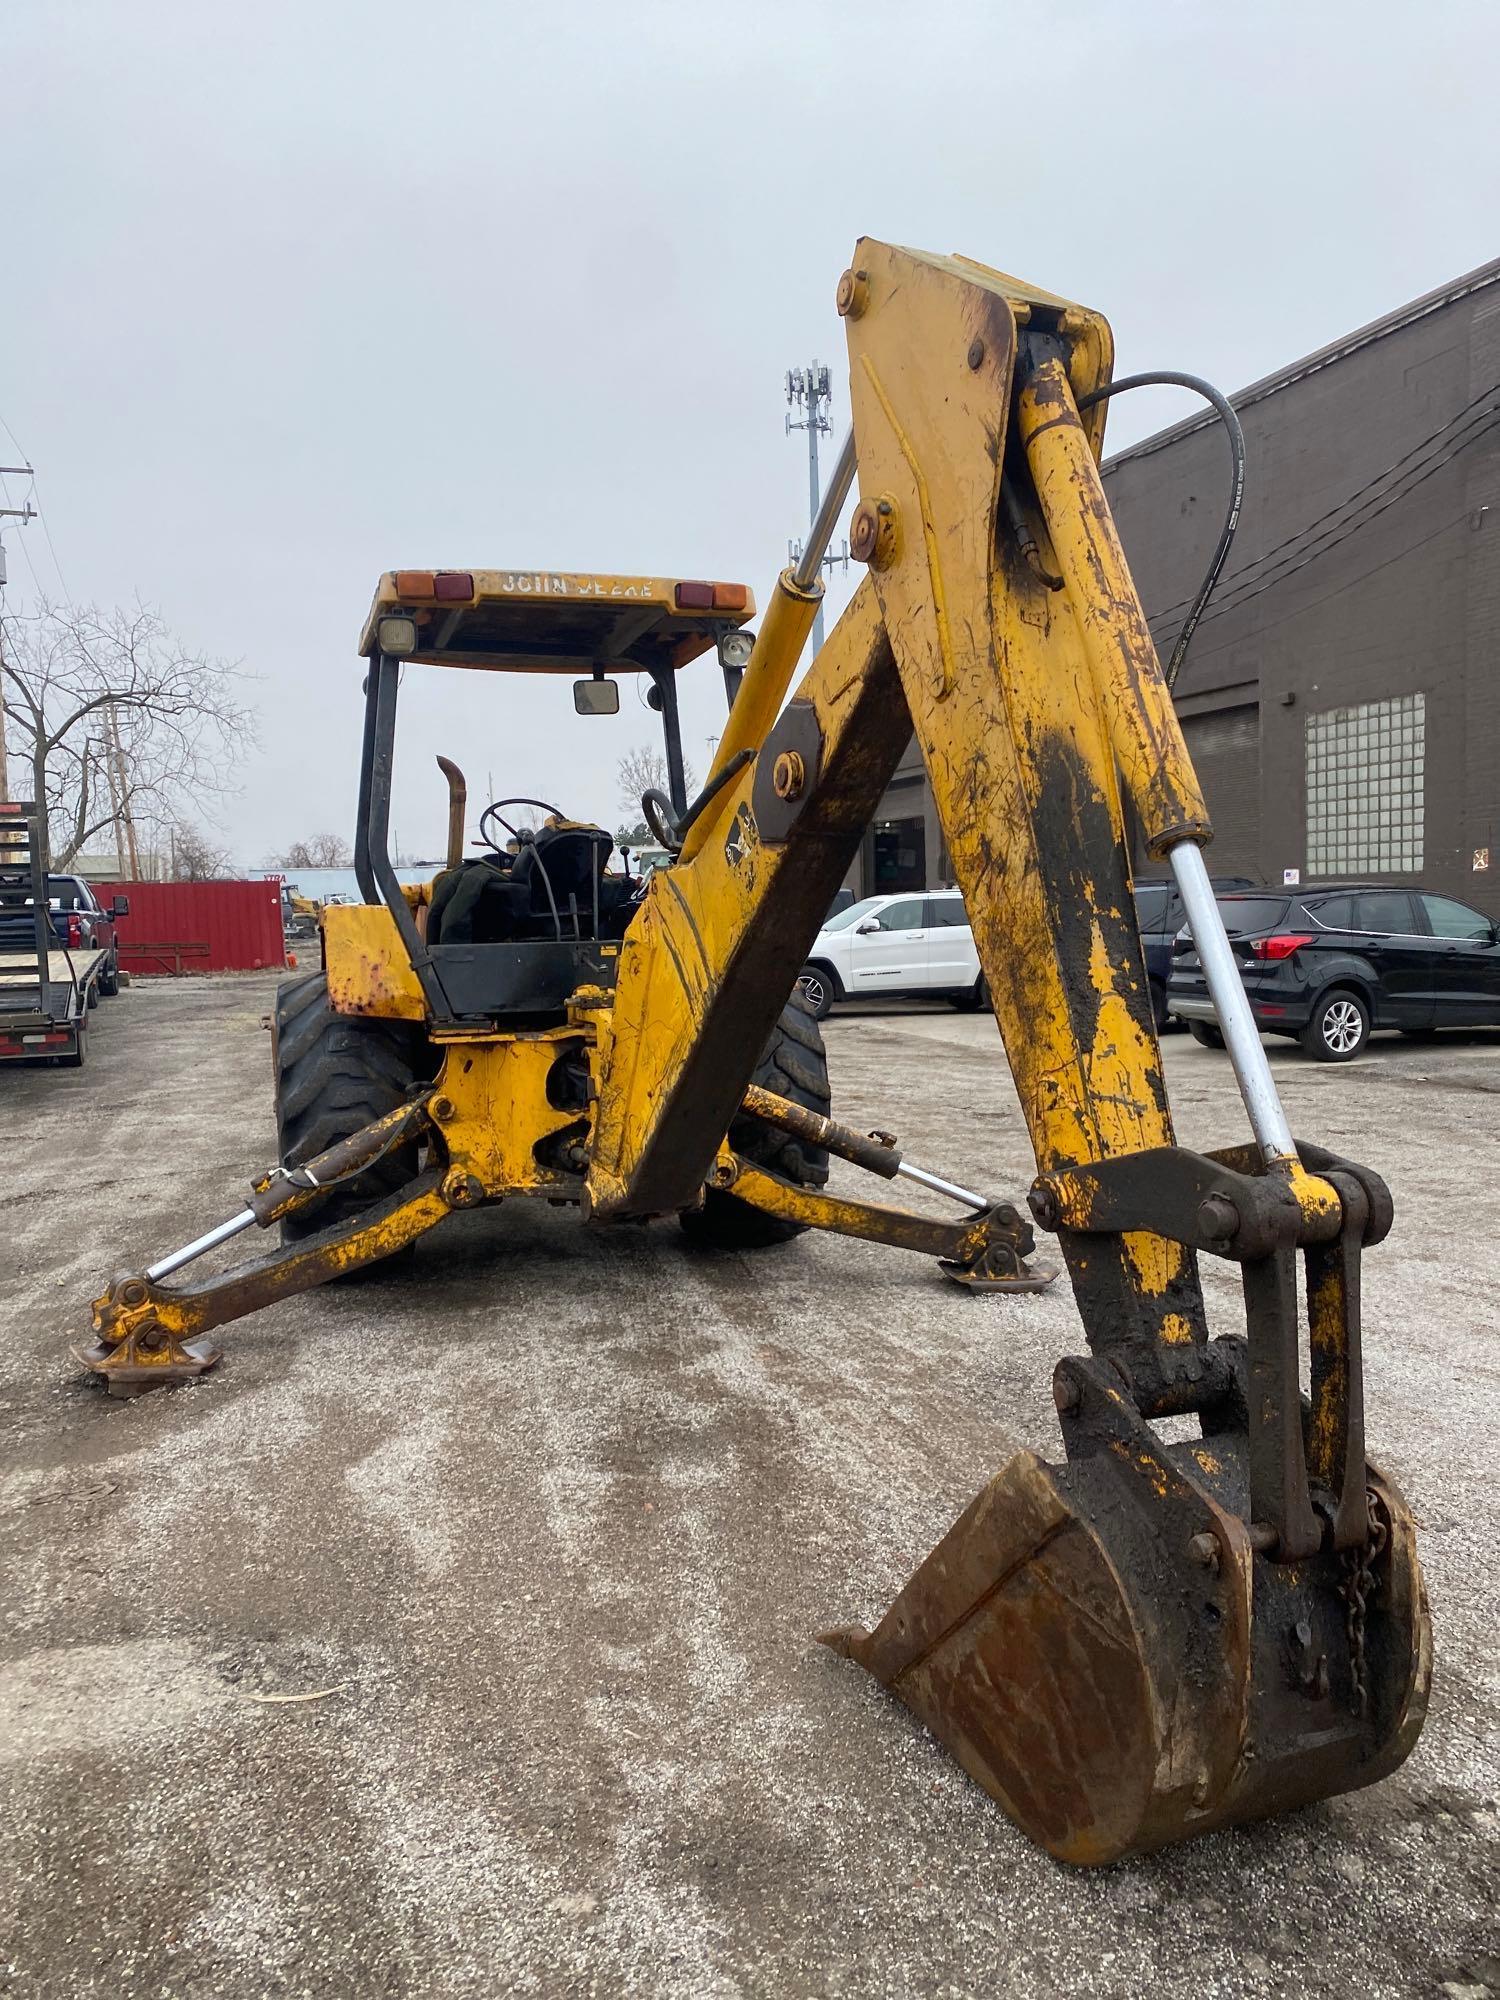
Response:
[5,0,1497,865]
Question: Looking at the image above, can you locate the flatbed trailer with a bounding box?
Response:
[0,802,102,1068]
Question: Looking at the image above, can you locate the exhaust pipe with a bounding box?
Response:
[436,756,467,870]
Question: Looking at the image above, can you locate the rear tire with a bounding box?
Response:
[272,972,429,1244]
[1189,1021,1225,1050]
[1301,987,1369,1063]
[950,973,989,1013]
[99,955,120,997]
[679,995,831,1249]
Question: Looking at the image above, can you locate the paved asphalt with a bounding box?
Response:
[2,974,1497,1998]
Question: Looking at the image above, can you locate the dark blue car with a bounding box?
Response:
[1134,874,1255,1028]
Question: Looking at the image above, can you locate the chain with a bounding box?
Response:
[1339,1489,1388,1718]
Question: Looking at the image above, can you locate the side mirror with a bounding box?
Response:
[573,678,620,716]
[856,918,881,934]
[111,895,130,918]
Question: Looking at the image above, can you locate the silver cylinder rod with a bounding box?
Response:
[1168,840,1297,1164]
[792,430,857,592]
[895,1160,990,1213]
[146,1208,257,1283]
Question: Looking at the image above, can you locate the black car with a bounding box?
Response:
[0,873,129,996]
[1133,874,1255,1027]
[1168,883,1500,1061]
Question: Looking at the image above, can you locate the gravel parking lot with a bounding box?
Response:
[2,974,1498,1999]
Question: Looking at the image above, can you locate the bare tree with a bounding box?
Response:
[0,596,254,872]
[616,742,693,819]
[170,821,233,880]
[275,833,353,869]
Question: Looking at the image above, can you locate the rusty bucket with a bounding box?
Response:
[824,1361,1430,1865]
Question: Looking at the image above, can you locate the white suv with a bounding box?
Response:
[796,892,985,1019]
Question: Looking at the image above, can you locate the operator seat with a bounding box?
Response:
[428,821,619,945]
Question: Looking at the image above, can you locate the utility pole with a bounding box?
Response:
[784,364,848,652]
[0,471,37,806]
[104,701,139,877]
[99,725,126,876]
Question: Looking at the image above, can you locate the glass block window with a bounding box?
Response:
[1305,693,1424,876]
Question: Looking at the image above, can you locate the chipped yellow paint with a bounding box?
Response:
[1018,357,1212,859]
[324,903,426,1020]
[1122,1230,1187,1299]
[434,1031,590,1195]
[1306,1254,1350,1483]
[1157,1312,1198,1348]
[1286,1160,1343,1233]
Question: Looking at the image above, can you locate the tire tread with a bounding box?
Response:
[679,993,830,1249]
[271,973,427,1240]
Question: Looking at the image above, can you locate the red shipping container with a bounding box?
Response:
[95,879,287,977]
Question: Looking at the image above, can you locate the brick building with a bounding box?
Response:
[854,259,1500,917]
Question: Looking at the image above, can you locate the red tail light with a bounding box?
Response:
[675,580,750,611]
[65,912,83,947]
[1249,933,1313,961]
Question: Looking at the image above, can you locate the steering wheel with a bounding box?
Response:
[640,788,682,854]
[478,796,566,852]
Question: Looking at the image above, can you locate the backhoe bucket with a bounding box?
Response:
[824,1370,1430,1866]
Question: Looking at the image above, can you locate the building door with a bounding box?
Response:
[871,816,926,893]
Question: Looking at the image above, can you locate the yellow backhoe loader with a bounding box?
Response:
[82,242,1430,1865]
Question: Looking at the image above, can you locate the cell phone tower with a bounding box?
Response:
[785,363,847,653]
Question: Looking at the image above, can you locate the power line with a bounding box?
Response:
[1191,404,1500,621]
[1149,406,1500,650]
[1186,413,1500,629]
[29,481,71,603]
[1182,507,1474,668]
[0,468,42,597]
[0,412,70,603]
[1145,381,1500,627]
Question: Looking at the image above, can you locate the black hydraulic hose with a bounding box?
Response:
[1076,370,1245,688]
[642,746,756,857]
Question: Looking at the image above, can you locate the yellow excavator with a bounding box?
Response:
[82,242,1430,1865]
